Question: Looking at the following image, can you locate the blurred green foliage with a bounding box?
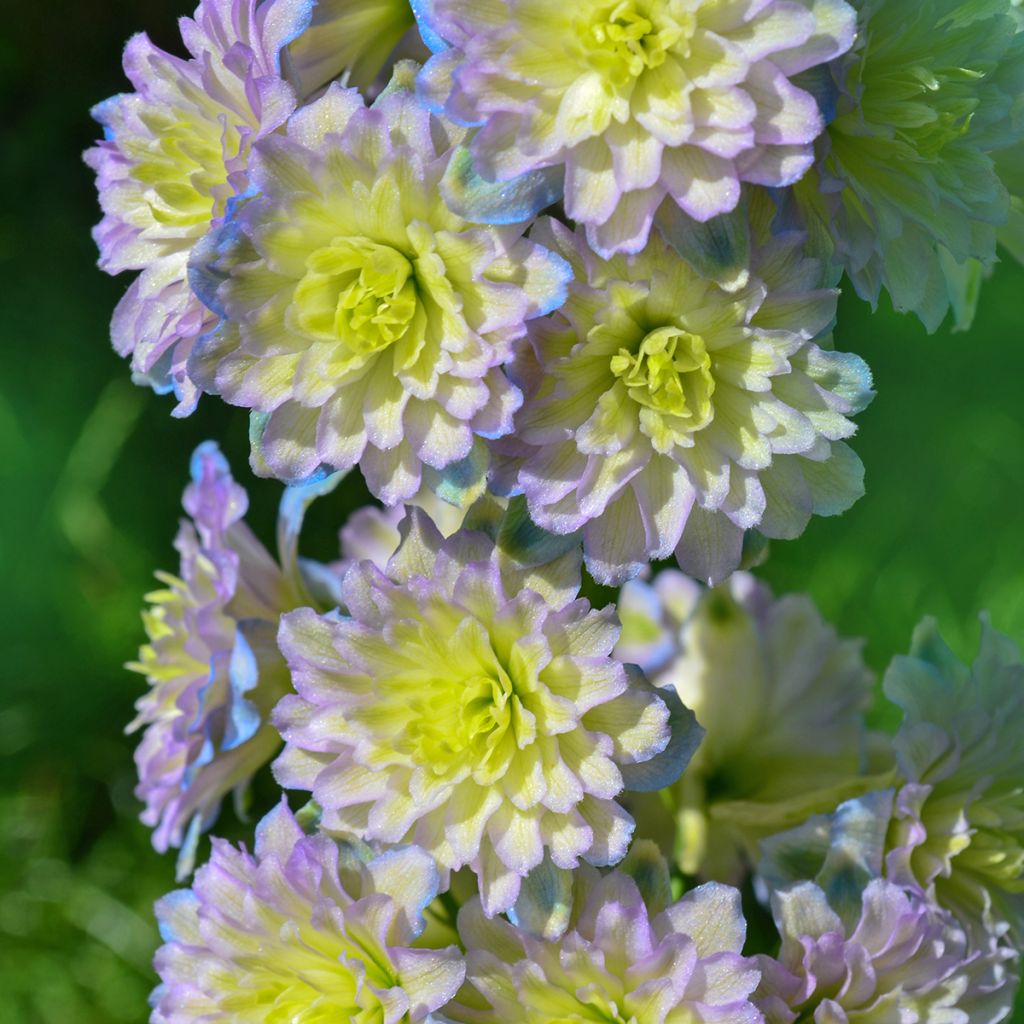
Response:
[1,3,1023,1022]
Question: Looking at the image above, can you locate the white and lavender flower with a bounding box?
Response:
[151,801,465,1022]
[415,0,856,255]
[504,203,873,585]
[757,879,1018,1024]
[188,69,571,501]
[448,869,761,1024]
[86,0,311,412]
[272,507,701,916]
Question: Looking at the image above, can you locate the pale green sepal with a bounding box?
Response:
[441,146,565,226]
[295,798,323,834]
[619,840,673,915]
[249,410,274,477]
[998,197,1024,265]
[511,855,574,940]
[278,467,349,606]
[498,495,581,568]
[938,248,986,332]
[426,440,489,508]
[656,198,751,292]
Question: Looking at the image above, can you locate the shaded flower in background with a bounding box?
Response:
[188,69,570,502]
[415,0,856,256]
[790,0,1024,331]
[756,879,1018,1024]
[616,570,875,881]
[86,0,312,413]
[129,442,294,876]
[884,617,1024,943]
[448,869,761,1024]
[273,507,701,916]
[283,0,419,97]
[151,801,465,1022]
[506,203,873,585]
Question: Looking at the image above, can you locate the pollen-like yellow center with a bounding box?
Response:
[583,0,695,85]
[611,325,715,428]
[293,238,419,354]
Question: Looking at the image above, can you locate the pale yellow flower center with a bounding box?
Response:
[583,0,695,85]
[293,237,418,353]
[611,325,715,427]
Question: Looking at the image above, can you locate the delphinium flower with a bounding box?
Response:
[789,0,1024,331]
[272,507,701,916]
[85,0,312,413]
[189,68,571,502]
[414,0,857,256]
[151,800,465,1022]
[507,203,874,585]
[756,879,1018,1024]
[883,617,1024,942]
[129,442,297,875]
[447,869,761,1024]
[615,570,874,881]
[283,0,418,97]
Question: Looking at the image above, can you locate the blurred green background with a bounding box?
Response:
[1,3,1022,1021]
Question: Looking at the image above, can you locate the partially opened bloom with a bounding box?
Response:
[86,0,311,412]
[415,0,856,255]
[883,617,1024,941]
[509,209,873,584]
[616,571,873,881]
[448,872,760,1024]
[757,880,1018,1024]
[152,801,465,1022]
[273,509,700,916]
[189,71,571,499]
[129,442,293,873]
[790,0,1024,331]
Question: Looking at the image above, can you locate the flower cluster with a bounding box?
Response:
[86,0,1024,1021]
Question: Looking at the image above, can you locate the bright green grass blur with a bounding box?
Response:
[1,3,1023,1021]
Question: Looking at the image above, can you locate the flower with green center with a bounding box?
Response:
[152,801,465,1023]
[789,0,1024,331]
[883,617,1024,942]
[506,203,874,585]
[272,508,700,917]
[189,70,571,501]
[614,571,875,882]
[85,0,313,413]
[414,0,856,255]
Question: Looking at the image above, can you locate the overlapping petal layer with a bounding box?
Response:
[448,870,760,1024]
[188,70,571,500]
[757,880,1018,1024]
[129,442,294,874]
[506,203,873,584]
[152,801,465,1022]
[416,0,856,255]
[86,0,312,412]
[273,508,700,916]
